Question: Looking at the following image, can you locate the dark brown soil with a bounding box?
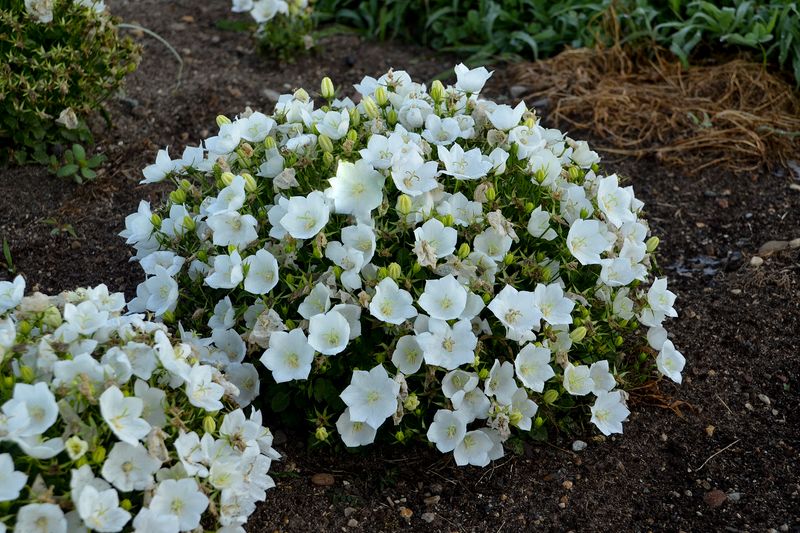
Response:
[1,1,798,532]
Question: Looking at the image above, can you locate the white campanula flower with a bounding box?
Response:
[473,227,512,261]
[397,98,433,129]
[132,507,180,533]
[209,297,236,331]
[527,206,557,240]
[487,285,540,341]
[566,219,614,265]
[101,442,160,492]
[149,478,209,531]
[438,144,492,180]
[646,326,668,350]
[590,391,630,435]
[133,379,167,427]
[416,318,476,370]
[325,242,365,290]
[225,362,261,406]
[207,210,259,248]
[205,122,242,154]
[327,159,385,218]
[139,251,185,277]
[63,300,108,335]
[280,191,330,239]
[369,278,417,325]
[297,282,331,319]
[599,257,637,287]
[210,327,247,366]
[422,114,461,146]
[336,407,377,447]
[12,381,58,437]
[570,140,601,168]
[413,219,457,268]
[141,148,176,184]
[250,0,289,23]
[514,344,554,392]
[453,429,493,467]
[533,283,574,326]
[186,364,225,411]
[78,484,132,531]
[390,335,423,375]
[589,360,616,395]
[509,125,546,159]
[207,175,247,215]
[442,369,478,399]
[243,249,280,294]
[205,250,244,289]
[14,503,67,533]
[657,340,685,383]
[65,435,89,461]
[484,360,517,405]
[341,224,377,264]
[510,388,538,430]
[340,364,400,429]
[119,200,154,245]
[560,183,594,224]
[452,387,491,422]
[358,134,394,170]
[436,192,482,226]
[15,434,64,459]
[308,310,350,355]
[0,453,27,502]
[563,364,593,396]
[454,63,492,94]
[99,386,151,446]
[647,278,677,318]
[135,266,179,317]
[391,151,439,197]
[331,303,362,340]
[528,148,562,186]
[0,275,25,313]
[597,174,635,228]
[260,328,315,382]
[417,274,466,320]
[173,431,207,477]
[427,409,468,452]
[487,101,526,131]
[316,109,349,140]
[240,111,275,142]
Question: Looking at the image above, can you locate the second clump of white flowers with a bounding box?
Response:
[124,63,685,467]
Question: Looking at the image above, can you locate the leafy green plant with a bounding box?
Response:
[49,143,106,183]
[313,0,800,83]
[0,1,140,165]
[1,238,14,274]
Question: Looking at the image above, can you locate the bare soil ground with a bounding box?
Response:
[1,1,798,531]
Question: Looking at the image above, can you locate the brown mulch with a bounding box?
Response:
[511,46,800,173]
[1,1,799,531]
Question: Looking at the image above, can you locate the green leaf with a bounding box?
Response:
[56,164,79,178]
[270,390,291,413]
[80,167,96,181]
[72,143,85,161]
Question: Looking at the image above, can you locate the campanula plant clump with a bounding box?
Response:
[124,64,685,467]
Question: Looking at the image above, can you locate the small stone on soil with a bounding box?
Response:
[399,507,413,520]
[703,489,727,508]
[571,440,587,452]
[750,256,764,267]
[424,495,440,506]
[344,507,356,517]
[727,492,742,502]
[421,512,436,523]
[311,473,334,486]
[347,518,358,528]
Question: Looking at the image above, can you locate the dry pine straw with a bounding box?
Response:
[511,46,800,174]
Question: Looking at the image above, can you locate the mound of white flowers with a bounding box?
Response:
[123,64,685,467]
[0,276,278,532]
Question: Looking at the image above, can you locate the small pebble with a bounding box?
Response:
[562,480,573,490]
[399,507,413,520]
[311,473,334,486]
[727,492,742,502]
[757,394,771,405]
[572,440,587,452]
[423,495,440,506]
[703,489,727,508]
[344,507,356,517]
[421,512,436,523]
[750,256,764,267]
[347,518,359,528]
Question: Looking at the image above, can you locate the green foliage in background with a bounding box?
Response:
[0,1,140,166]
[314,0,800,82]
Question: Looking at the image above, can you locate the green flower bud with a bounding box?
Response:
[457,243,471,259]
[440,214,454,227]
[197,250,208,262]
[349,107,361,127]
[315,426,329,442]
[318,134,334,153]
[638,352,648,363]
[18,320,32,336]
[377,266,388,280]
[169,189,186,204]
[120,499,132,511]
[203,415,216,434]
[375,86,389,107]
[150,214,162,228]
[478,368,490,380]
[333,266,343,279]
[534,416,544,428]
[162,311,175,324]
[227,244,238,255]
[179,179,192,191]
[568,166,582,181]
[430,79,445,102]
[346,129,358,143]
[524,117,536,128]
[323,152,335,167]
[509,410,523,427]
[503,253,515,265]
[243,173,258,193]
[92,445,106,464]
[386,109,398,126]
[534,168,547,183]
[525,202,535,213]
[615,335,624,347]
[646,236,660,253]
[321,76,335,99]
[579,208,590,219]
[19,365,35,383]
[183,216,196,231]
[543,389,559,404]
[65,435,88,461]
[485,185,496,202]
[395,430,406,442]
[285,319,296,330]
[411,263,422,275]
[591,163,600,173]
[362,96,380,119]
[387,262,402,280]
[396,194,413,216]
[215,115,231,127]
[403,393,419,411]
[294,88,310,102]
[42,306,62,328]
[375,352,385,364]
[220,171,235,186]
[569,326,587,343]
[264,136,277,149]
[482,293,492,304]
